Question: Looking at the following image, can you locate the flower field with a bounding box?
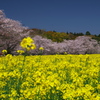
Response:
[0,54,100,100]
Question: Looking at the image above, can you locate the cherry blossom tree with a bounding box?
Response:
[0,10,28,54]
[31,36,100,55]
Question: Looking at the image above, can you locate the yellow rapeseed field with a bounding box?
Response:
[0,54,100,100]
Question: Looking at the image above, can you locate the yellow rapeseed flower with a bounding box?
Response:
[64,52,67,55]
[39,47,44,50]
[30,43,36,50]
[17,50,25,54]
[2,50,7,54]
[20,37,36,51]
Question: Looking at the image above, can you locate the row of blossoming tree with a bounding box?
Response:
[1,10,100,55]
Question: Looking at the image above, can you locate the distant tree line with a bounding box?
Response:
[30,29,100,43]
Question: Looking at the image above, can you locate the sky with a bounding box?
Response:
[0,0,100,35]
